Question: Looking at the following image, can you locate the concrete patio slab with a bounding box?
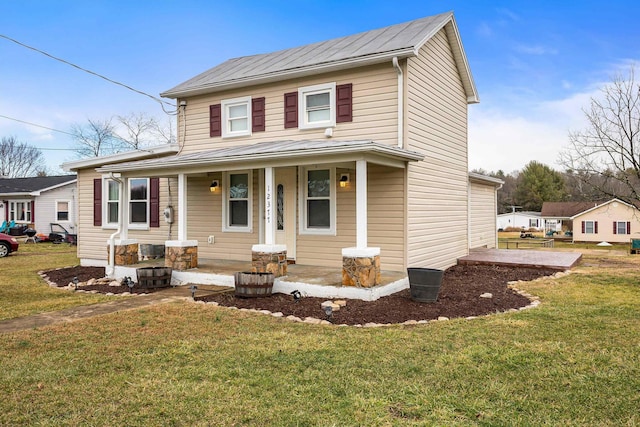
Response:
[458,248,582,270]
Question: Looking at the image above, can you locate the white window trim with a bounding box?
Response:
[299,166,336,235]
[128,178,150,230]
[616,221,628,235]
[103,177,119,229]
[9,200,32,223]
[222,170,253,233]
[584,220,595,234]
[221,96,252,138]
[298,82,336,130]
[55,199,71,223]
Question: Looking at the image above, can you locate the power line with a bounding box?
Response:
[0,33,177,114]
[0,114,75,136]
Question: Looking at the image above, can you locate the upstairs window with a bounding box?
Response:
[222,97,251,138]
[298,83,336,129]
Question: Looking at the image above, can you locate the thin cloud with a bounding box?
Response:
[514,44,559,55]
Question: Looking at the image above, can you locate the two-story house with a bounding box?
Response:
[63,12,501,295]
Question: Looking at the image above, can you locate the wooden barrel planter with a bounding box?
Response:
[234,272,274,298]
[136,266,173,289]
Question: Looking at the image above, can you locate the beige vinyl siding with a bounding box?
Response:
[405,28,469,270]
[187,175,259,261]
[76,169,174,262]
[178,63,398,152]
[572,201,640,243]
[368,165,405,271]
[469,181,497,249]
[296,169,356,268]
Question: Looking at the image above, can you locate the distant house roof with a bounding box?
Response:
[570,198,639,219]
[541,201,601,218]
[498,211,541,218]
[161,12,478,103]
[0,175,76,196]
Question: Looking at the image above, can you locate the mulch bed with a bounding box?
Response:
[42,264,557,325]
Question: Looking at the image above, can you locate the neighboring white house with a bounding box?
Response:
[497,211,543,230]
[0,175,77,235]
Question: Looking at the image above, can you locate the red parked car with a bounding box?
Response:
[0,232,19,257]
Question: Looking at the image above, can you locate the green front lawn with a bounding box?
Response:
[1,247,639,425]
[0,243,111,321]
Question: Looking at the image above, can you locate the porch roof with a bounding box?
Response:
[96,140,424,174]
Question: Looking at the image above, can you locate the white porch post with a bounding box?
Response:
[356,159,367,248]
[120,177,129,240]
[264,167,275,245]
[178,173,187,241]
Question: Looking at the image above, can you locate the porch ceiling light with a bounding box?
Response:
[210,180,219,192]
[339,173,350,188]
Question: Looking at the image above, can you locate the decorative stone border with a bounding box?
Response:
[37,268,150,298]
[190,270,572,327]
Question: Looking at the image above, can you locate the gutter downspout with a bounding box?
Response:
[392,56,403,149]
[107,172,123,278]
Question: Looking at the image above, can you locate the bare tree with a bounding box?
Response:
[115,112,157,150]
[0,136,47,177]
[559,65,640,205]
[70,118,118,157]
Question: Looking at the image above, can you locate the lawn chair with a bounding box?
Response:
[0,220,6,233]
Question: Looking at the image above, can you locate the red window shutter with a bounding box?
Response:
[581,221,585,233]
[30,201,35,223]
[613,222,617,234]
[284,92,298,128]
[627,221,631,234]
[252,97,265,132]
[150,178,160,228]
[336,83,353,123]
[209,104,221,137]
[93,178,102,227]
[595,221,598,234]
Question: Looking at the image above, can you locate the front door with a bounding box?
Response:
[275,167,297,260]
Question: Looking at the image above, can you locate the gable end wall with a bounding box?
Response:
[405,28,469,269]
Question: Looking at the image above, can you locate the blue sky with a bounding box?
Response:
[1,0,638,175]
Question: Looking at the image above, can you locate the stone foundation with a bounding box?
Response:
[107,243,139,266]
[165,244,198,271]
[342,254,381,288]
[251,245,287,277]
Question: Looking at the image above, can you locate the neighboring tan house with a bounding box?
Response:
[0,175,77,235]
[497,211,543,231]
[570,199,640,243]
[62,12,501,288]
[541,201,600,234]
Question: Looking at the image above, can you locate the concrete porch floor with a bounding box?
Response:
[114,258,409,301]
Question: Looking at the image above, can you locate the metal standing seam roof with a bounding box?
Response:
[96,140,424,173]
[0,175,76,195]
[160,11,477,102]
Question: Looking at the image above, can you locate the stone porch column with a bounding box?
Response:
[165,240,198,271]
[106,239,139,265]
[251,244,287,277]
[342,247,381,287]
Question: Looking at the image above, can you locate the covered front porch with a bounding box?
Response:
[98,140,423,292]
[113,257,409,301]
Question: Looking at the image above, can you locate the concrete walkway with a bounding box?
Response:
[0,285,228,334]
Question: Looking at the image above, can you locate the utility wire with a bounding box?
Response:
[0,114,76,136]
[0,34,178,115]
